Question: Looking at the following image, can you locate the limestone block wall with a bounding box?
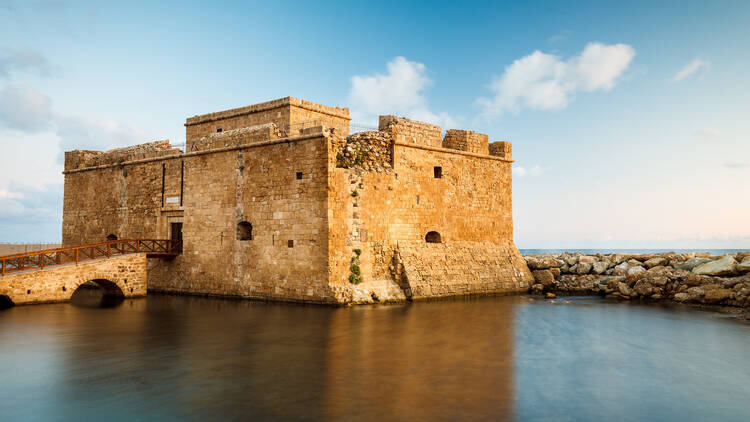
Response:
[185,97,350,142]
[379,116,443,148]
[442,129,489,155]
[0,253,147,305]
[327,136,532,301]
[146,134,334,303]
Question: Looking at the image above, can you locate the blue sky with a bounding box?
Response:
[0,0,748,248]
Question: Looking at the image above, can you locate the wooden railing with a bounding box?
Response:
[0,239,182,276]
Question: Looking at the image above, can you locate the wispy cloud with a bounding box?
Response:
[0,84,53,132]
[513,165,549,178]
[477,42,636,117]
[671,58,710,82]
[548,30,571,43]
[695,127,721,138]
[0,47,53,79]
[348,56,456,128]
[724,161,749,169]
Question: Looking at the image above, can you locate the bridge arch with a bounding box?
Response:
[0,294,14,310]
[72,278,126,298]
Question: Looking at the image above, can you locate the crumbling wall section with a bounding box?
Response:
[378,115,442,148]
[186,123,282,152]
[333,130,394,173]
[489,141,512,160]
[64,140,181,172]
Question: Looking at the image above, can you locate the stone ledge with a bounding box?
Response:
[394,141,514,162]
[185,96,351,126]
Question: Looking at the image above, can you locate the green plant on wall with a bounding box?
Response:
[336,143,370,169]
[349,248,363,284]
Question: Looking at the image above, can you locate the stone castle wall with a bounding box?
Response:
[61,98,531,305]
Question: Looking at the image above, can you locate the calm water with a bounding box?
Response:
[2,292,750,421]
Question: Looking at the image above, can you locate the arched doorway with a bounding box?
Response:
[425,231,442,243]
[70,279,125,308]
[106,234,118,241]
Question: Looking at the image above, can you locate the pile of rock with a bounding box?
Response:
[525,252,750,308]
[335,131,393,173]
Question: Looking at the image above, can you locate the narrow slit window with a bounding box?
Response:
[288,240,294,248]
[217,128,223,133]
[433,166,442,178]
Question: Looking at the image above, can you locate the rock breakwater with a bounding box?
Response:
[524,252,750,308]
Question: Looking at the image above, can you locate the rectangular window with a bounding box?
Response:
[434,166,442,178]
[288,240,294,248]
[216,128,222,133]
[296,172,303,180]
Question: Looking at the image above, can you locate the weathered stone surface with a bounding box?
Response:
[531,284,544,294]
[545,292,556,299]
[704,288,732,304]
[693,255,737,276]
[627,266,646,276]
[613,262,629,276]
[575,262,592,274]
[737,256,750,273]
[673,257,712,271]
[592,261,608,274]
[549,267,561,279]
[579,256,596,264]
[532,269,556,287]
[644,257,668,268]
[525,255,559,270]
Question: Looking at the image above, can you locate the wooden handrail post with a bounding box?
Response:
[40,253,44,270]
[2,259,5,276]
[137,239,140,252]
[107,243,111,258]
[75,248,78,264]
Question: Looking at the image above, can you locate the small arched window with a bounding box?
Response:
[106,234,118,241]
[237,221,253,241]
[425,231,442,243]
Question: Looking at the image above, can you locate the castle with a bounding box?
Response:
[62,97,533,304]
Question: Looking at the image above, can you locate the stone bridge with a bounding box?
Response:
[0,253,148,306]
[0,239,180,307]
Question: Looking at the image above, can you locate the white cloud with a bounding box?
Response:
[696,127,721,138]
[348,56,456,128]
[0,47,52,79]
[55,114,151,161]
[477,42,636,117]
[548,30,571,43]
[0,83,53,131]
[671,58,710,82]
[513,165,548,178]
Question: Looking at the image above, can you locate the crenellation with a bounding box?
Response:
[443,129,489,155]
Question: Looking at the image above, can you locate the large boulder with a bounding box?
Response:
[738,256,750,273]
[627,266,646,276]
[576,262,593,275]
[673,257,712,271]
[592,261,608,274]
[704,288,732,304]
[525,255,560,270]
[532,269,556,287]
[692,255,738,276]
[644,257,668,269]
[579,255,596,264]
[613,262,629,276]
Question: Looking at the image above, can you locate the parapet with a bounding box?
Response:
[489,141,512,160]
[378,115,442,148]
[64,140,182,171]
[185,97,351,141]
[442,129,489,155]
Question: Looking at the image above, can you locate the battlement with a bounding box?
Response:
[442,129,489,155]
[489,141,512,159]
[64,140,182,171]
